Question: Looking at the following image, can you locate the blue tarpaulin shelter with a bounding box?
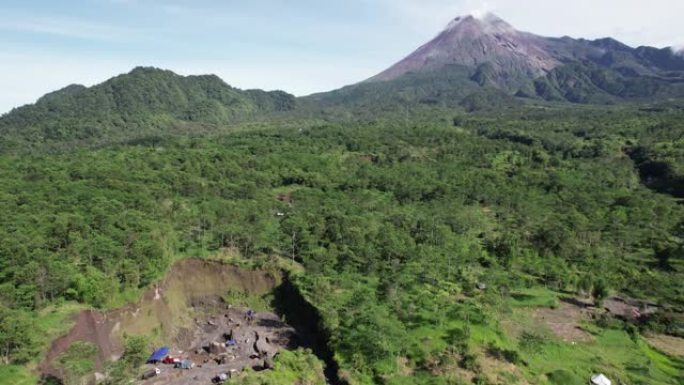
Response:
[147,347,170,363]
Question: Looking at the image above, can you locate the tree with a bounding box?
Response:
[104,336,149,385]
[592,278,609,307]
[58,341,97,385]
[0,306,36,364]
[578,275,593,297]
[653,241,682,271]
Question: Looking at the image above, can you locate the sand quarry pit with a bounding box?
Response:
[40,259,298,384]
[140,296,298,385]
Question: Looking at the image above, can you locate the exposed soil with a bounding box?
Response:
[533,302,593,343]
[603,296,660,320]
[140,297,298,385]
[276,192,293,204]
[646,334,684,357]
[41,310,120,374]
[531,295,662,343]
[40,259,280,382]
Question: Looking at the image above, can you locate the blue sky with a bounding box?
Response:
[1,0,683,113]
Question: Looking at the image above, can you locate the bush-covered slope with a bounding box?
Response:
[0,104,683,385]
[528,61,684,103]
[304,64,481,111]
[0,67,295,152]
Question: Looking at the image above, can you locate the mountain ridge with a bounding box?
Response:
[317,13,684,106]
[2,14,684,148]
[0,66,295,151]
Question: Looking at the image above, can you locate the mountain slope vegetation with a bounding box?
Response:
[0,67,295,153]
[0,101,683,384]
[0,12,684,385]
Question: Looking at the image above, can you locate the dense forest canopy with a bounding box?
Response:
[0,96,683,384]
[2,7,684,384]
[0,67,295,154]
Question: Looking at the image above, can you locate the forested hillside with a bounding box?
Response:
[0,100,682,384]
[2,4,684,384]
[0,67,295,153]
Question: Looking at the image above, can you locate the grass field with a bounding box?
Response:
[498,288,684,385]
[0,365,38,385]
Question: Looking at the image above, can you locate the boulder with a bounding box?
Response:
[207,342,228,355]
[215,354,235,365]
[231,328,252,342]
[263,356,274,370]
[254,338,276,357]
[94,372,106,383]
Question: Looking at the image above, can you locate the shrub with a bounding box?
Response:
[519,331,547,354]
[547,369,583,385]
[459,353,480,372]
[486,343,523,365]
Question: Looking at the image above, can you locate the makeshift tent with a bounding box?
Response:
[591,374,612,385]
[147,347,170,363]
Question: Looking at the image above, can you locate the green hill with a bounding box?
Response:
[0,67,295,152]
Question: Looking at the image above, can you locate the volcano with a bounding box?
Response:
[326,12,684,104]
[369,13,561,88]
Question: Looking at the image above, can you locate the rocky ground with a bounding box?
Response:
[140,296,298,385]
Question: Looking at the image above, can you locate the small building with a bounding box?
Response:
[591,374,611,385]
